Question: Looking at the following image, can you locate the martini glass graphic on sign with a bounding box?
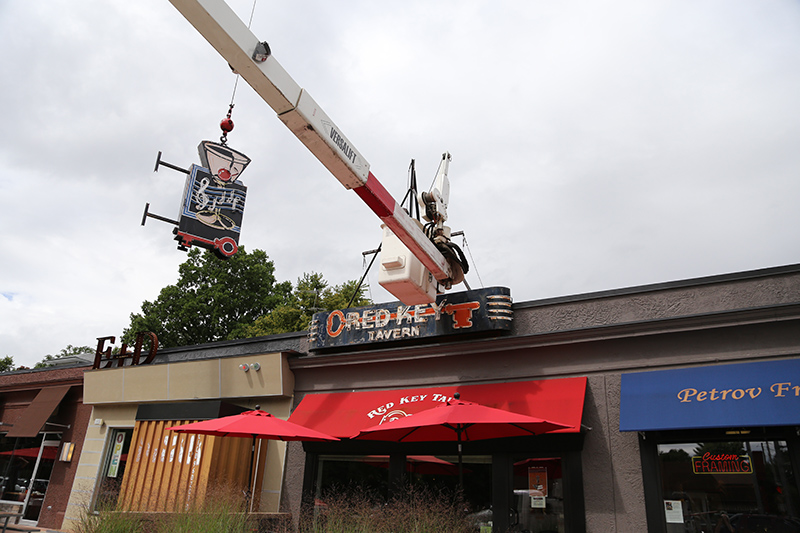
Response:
[194,141,251,230]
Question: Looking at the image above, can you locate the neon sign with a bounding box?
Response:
[309,287,512,350]
[692,453,752,474]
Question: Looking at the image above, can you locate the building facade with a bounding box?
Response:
[0,360,93,529]
[50,263,800,532]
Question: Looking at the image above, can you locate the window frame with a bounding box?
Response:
[92,426,134,512]
[639,426,800,533]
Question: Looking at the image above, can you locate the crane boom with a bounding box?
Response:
[167,0,453,290]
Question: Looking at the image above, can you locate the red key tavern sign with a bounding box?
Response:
[309,287,512,350]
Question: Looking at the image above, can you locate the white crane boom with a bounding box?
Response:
[167,0,453,298]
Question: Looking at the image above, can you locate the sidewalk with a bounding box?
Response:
[5,525,68,533]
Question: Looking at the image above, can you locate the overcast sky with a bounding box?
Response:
[1,0,799,368]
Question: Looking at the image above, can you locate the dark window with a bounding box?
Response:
[656,439,800,533]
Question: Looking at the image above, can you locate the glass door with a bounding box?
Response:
[95,428,133,511]
[0,432,60,524]
[512,457,565,533]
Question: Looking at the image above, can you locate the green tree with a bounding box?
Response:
[35,344,94,369]
[0,356,14,372]
[659,448,691,462]
[124,247,292,348]
[693,442,746,457]
[235,272,370,337]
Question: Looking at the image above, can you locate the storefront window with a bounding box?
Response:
[410,454,492,523]
[512,457,565,533]
[0,433,60,522]
[95,428,133,511]
[314,454,493,526]
[316,454,389,499]
[658,440,800,533]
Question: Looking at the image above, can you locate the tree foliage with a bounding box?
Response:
[123,248,370,348]
[35,344,94,369]
[124,248,292,348]
[0,356,14,372]
[235,272,370,338]
[693,442,746,457]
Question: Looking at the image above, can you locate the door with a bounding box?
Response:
[511,457,565,533]
[0,433,60,525]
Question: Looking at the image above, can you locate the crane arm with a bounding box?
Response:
[167,0,452,285]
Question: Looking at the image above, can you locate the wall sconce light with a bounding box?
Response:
[60,442,75,462]
[239,363,250,372]
[250,362,261,371]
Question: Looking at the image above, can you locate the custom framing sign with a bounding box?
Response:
[309,287,512,350]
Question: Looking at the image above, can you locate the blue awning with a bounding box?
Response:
[620,358,800,432]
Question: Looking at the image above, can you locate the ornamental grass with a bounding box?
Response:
[299,485,477,533]
[76,484,477,533]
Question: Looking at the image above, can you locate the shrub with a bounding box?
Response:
[75,483,476,533]
[75,484,249,533]
[300,485,475,533]
[73,510,144,533]
[157,484,248,533]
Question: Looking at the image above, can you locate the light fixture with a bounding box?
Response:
[250,362,261,372]
[239,363,250,372]
[60,442,75,462]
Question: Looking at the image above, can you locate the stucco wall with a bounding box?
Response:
[513,267,800,336]
[581,374,647,532]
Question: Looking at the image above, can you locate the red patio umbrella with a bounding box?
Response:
[167,408,338,511]
[351,393,571,486]
[363,455,470,476]
[167,409,339,442]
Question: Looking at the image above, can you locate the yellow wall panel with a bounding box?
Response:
[218,353,289,398]
[121,364,169,402]
[168,359,219,399]
[84,369,124,403]
[84,352,293,404]
[263,440,286,494]
[91,404,138,427]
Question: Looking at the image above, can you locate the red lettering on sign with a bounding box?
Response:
[446,302,482,329]
[692,454,752,474]
[327,310,345,337]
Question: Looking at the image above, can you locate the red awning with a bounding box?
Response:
[289,378,586,439]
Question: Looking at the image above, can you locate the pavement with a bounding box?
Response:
[5,526,67,533]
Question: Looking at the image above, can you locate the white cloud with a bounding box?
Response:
[1,0,799,366]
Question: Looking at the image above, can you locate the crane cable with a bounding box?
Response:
[220,0,259,145]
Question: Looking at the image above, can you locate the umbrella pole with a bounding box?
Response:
[457,429,464,489]
[250,439,262,513]
[246,436,255,511]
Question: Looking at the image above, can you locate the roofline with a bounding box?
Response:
[514,263,800,310]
